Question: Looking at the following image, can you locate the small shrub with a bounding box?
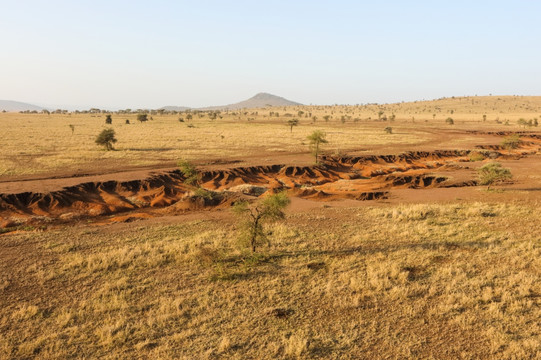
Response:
[478,162,512,190]
[178,159,198,185]
[193,188,219,202]
[501,134,521,150]
[232,192,290,253]
[469,151,486,162]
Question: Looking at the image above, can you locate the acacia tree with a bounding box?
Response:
[95,128,117,150]
[307,130,328,164]
[177,159,198,185]
[233,192,290,253]
[287,118,299,133]
[478,162,512,190]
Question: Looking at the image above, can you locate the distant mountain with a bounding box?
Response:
[159,105,191,111]
[201,93,302,110]
[0,100,45,112]
[159,93,302,111]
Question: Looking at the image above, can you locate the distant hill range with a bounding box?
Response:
[159,105,191,112]
[0,100,45,112]
[160,92,302,111]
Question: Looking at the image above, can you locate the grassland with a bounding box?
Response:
[1,95,540,177]
[1,95,541,359]
[1,200,540,359]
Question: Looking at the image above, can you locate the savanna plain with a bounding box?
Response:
[1,96,541,359]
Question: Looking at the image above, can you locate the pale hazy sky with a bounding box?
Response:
[1,0,540,109]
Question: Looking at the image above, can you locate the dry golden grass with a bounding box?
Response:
[0,113,423,177]
[1,95,540,358]
[1,200,540,358]
[1,95,540,177]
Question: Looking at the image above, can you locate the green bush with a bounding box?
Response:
[502,134,521,150]
[478,162,512,190]
[178,159,198,185]
[193,188,219,202]
[95,128,117,151]
[469,151,486,162]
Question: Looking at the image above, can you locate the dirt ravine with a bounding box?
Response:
[2,130,540,231]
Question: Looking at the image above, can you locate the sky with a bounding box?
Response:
[1,0,540,109]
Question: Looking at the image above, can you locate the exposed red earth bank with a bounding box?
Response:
[1,132,540,231]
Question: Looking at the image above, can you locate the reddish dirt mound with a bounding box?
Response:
[0,171,189,219]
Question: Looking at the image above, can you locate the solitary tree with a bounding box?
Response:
[307,130,328,164]
[287,118,299,133]
[95,128,117,150]
[478,162,512,190]
[232,192,290,253]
